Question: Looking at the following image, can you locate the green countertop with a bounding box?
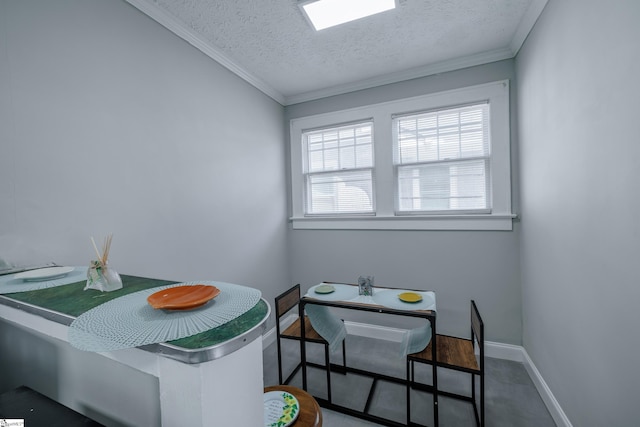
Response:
[2,275,269,351]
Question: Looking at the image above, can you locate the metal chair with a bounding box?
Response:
[407,300,485,427]
[275,284,346,402]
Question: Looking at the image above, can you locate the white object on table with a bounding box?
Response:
[14,266,75,281]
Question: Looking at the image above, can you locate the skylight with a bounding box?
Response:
[300,0,397,31]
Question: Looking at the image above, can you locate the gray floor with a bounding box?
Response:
[263,335,556,427]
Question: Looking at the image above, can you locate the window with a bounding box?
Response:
[394,103,490,214]
[290,81,514,230]
[303,121,375,215]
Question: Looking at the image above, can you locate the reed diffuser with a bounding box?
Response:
[85,234,123,292]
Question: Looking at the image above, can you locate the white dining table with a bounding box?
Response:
[299,282,439,427]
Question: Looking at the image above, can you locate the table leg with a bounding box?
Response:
[300,300,308,391]
[432,317,438,427]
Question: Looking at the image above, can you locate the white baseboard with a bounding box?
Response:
[483,340,525,361]
[521,348,573,427]
[344,320,405,342]
[264,319,572,427]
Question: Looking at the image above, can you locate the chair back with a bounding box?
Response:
[276,284,301,320]
[470,300,484,350]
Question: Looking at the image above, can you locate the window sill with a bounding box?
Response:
[290,214,517,231]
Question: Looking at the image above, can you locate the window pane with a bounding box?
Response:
[397,160,488,211]
[309,150,324,172]
[304,121,373,173]
[355,144,373,168]
[396,103,489,164]
[306,170,373,214]
[394,102,490,212]
[324,147,339,170]
[303,121,375,215]
[340,146,355,169]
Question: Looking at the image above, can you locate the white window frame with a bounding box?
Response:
[393,102,491,215]
[289,80,515,230]
[302,120,376,216]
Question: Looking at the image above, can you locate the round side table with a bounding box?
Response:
[264,385,322,427]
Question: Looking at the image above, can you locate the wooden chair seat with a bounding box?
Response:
[409,334,479,372]
[281,316,326,343]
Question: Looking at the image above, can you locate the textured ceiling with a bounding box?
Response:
[127,0,547,105]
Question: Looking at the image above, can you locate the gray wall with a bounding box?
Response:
[286,61,522,343]
[516,1,639,425]
[7,0,638,423]
[0,0,289,318]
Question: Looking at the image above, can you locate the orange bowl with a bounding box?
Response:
[147,284,220,310]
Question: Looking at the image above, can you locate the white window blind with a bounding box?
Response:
[303,121,374,215]
[394,103,491,213]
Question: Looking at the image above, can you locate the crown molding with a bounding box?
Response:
[509,0,549,54]
[125,0,285,105]
[283,47,514,105]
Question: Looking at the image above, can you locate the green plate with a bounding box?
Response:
[264,391,299,427]
[314,284,335,294]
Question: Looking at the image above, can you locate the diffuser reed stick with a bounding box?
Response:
[90,234,113,267]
